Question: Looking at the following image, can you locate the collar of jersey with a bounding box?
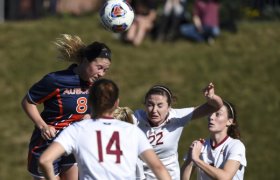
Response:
[210,136,229,149]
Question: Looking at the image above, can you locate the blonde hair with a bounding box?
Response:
[113,107,134,124]
[54,34,86,63]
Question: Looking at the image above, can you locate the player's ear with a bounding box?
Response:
[226,118,233,127]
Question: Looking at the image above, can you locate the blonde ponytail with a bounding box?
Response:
[54,34,86,63]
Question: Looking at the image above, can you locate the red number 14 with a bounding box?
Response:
[96,131,123,163]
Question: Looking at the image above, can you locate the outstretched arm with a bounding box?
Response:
[140,149,171,180]
[191,83,223,120]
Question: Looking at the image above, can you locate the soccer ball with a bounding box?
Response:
[99,0,134,33]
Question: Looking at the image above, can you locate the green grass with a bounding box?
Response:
[0,14,279,179]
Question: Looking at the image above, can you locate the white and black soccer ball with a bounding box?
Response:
[99,0,134,33]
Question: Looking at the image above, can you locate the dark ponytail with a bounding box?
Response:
[89,79,119,118]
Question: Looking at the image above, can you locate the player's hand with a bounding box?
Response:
[199,138,205,144]
[203,82,223,109]
[203,82,215,99]
[40,125,56,140]
[190,140,204,162]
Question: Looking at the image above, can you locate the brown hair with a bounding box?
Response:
[89,79,119,118]
[144,85,177,106]
[54,34,111,64]
[223,100,241,139]
[113,107,134,124]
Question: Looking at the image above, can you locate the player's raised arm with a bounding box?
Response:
[191,82,223,120]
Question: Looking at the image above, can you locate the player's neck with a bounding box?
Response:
[96,112,114,119]
[100,116,114,119]
[210,133,228,148]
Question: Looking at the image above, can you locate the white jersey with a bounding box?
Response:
[54,118,152,180]
[134,107,194,180]
[196,136,247,180]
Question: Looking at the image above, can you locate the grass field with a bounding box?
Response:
[0,14,279,179]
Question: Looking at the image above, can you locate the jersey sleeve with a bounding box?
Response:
[133,110,147,125]
[135,126,152,155]
[227,140,247,167]
[171,107,195,126]
[54,123,80,155]
[27,74,57,104]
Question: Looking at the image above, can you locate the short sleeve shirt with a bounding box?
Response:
[197,137,247,180]
[55,118,152,179]
[134,107,194,180]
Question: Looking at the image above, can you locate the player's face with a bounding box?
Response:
[208,105,232,134]
[145,94,170,127]
[82,58,111,83]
